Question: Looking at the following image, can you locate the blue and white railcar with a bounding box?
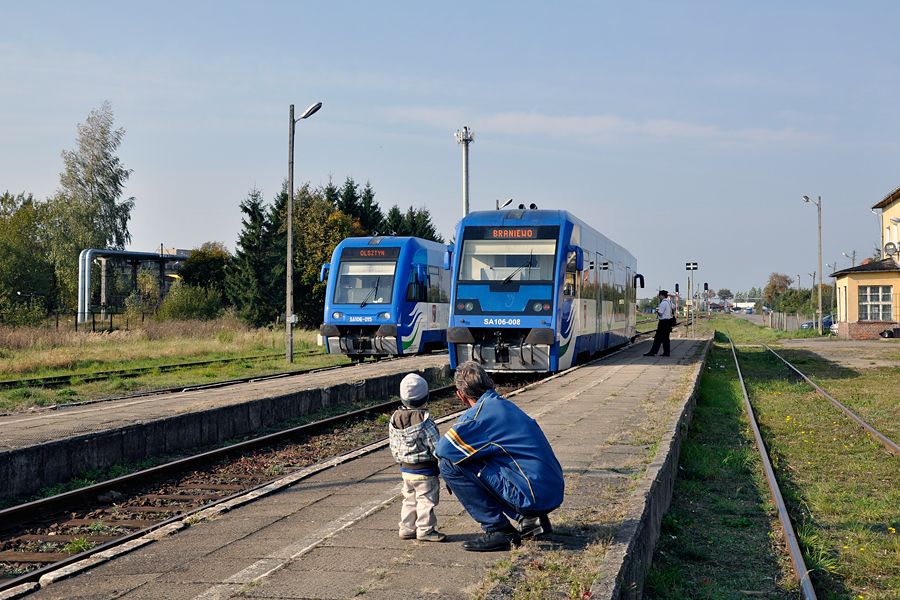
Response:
[319,236,450,361]
[446,208,643,373]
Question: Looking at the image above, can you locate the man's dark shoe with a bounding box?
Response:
[461,525,521,552]
[661,353,670,357]
[643,352,656,357]
[518,514,552,539]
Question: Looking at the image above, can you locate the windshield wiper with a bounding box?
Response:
[360,277,380,307]
[502,251,533,285]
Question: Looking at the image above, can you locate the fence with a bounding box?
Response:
[43,310,156,333]
[766,311,819,332]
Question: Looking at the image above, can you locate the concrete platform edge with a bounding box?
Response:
[590,338,712,600]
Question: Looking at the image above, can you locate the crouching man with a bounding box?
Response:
[436,361,565,552]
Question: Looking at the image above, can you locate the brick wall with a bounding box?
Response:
[842,321,898,340]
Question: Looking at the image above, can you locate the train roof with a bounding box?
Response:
[458,209,634,259]
[334,236,446,249]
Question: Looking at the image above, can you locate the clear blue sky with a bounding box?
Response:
[3,1,898,297]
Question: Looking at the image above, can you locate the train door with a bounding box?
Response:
[598,256,612,348]
[626,266,634,334]
[581,253,595,338]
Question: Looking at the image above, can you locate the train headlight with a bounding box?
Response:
[332,312,344,319]
[533,302,543,312]
[378,312,391,319]
[465,302,474,311]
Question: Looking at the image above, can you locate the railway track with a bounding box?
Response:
[0,350,330,392]
[722,321,900,599]
[0,383,465,591]
[0,369,544,591]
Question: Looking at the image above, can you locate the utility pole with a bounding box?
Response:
[455,127,474,217]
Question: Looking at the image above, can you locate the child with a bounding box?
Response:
[389,373,445,542]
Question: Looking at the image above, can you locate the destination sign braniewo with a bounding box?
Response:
[464,225,559,241]
[491,228,536,239]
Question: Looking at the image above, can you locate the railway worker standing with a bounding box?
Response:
[645,289,674,357]
[436,361,564,552]
[389,373,446,542]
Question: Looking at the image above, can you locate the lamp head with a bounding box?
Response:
[299,102,322,120]
[802,195,811,203]
[891,217,900,224]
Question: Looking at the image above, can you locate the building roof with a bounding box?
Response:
[872,185,900,210]
[831,257,900,278]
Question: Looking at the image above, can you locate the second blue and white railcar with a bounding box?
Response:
[319,236,450,361]
[446,209,642,372]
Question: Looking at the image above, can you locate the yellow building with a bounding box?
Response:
[831,187,900,339]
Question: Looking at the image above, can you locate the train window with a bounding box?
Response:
[459,239,557,282]
[427,266,445,303]
[407,267,427,302]
[334,262,396,304]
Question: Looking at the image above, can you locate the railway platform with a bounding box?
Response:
[0,354,452,501]
[4,336,711,600]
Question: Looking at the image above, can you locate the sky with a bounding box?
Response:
[3,1,899,298]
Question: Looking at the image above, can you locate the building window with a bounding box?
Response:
[858,285,892,321]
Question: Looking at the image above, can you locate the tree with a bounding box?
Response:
[357,180,384,234]
[382,204,444,242]
[46,101,135,309]
[226,188,281,327]
[763,273,793,309]
[717,288,733,302]
[0,192,54,324]
[293,184,366,327]
[179,241,230,292]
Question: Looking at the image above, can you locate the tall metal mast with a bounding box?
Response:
[455,126,474,216]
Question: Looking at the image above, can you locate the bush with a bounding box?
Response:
[0,294,46,326]
[155,283,223,321]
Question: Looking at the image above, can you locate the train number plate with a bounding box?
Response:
[482,318,521,326]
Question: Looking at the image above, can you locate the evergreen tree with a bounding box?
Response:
[226,188,278,326]
[337,177,360,218]
[404,205,443,242]
[322,177,340,208]
[357,180,384,234]
[384,205,407,236]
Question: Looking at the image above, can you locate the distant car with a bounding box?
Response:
[800,314,836,330]
[745,307,753,314]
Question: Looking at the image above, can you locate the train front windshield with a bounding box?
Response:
[333,247,398,305]
[455,226,559,315]
[459,239,557,281]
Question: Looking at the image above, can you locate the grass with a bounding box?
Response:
[647,315,900,599]
[645,330,799,599]
[0,318,347,412]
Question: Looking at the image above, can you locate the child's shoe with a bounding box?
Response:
[417,530,446,542]
[399,529,417,539]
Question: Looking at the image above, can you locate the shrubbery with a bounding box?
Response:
[155,282,223,321]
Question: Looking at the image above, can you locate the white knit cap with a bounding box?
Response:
[400,374,429,408]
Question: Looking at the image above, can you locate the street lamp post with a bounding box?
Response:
[842,251,856,267]
[872,209,883,257]
[807,272,815,310]
[287,102,322,363]
[802,195,823,335]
